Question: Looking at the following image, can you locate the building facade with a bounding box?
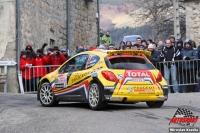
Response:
[185,0,200,45]
[0,0,98,92]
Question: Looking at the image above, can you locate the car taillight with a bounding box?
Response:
[156,72,162,82]
[101,70,119,82]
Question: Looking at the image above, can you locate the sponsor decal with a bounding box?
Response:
[126,71,150,77]
[132,78,144,82]
[169,108,199,132]
[127,87,134,94]
[133,86,154,89]
[104,86,114,90]
[110,97,123,101]
[55,74,67,88]
[117,74,124,80]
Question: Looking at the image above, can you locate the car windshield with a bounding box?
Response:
[105,56,155,70]
[124,36,138,42]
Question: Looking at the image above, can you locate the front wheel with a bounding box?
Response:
[88,83,106,110]
[39,82,58,107]
[146,101,164,108]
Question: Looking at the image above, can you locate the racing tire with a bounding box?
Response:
[39,82,58,107]
[146,101,164,108]
[88,83,107,110]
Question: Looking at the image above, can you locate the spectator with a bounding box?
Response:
[139,44,145,50]
[146,44,160,66]
[136,37,142,45]
[169,35,176,46]
[90,46,96,51]
[160,40,180,93]
[192,40,197,50]
[125,45,131,50]
[102,31,111,44]
[25,44,36,63]
[152,42,157,50]
[61,48,71,60]
[47,46,66,72]
[96,44,99,49]
[47,48,53,57]
[158,41,164,46]
[33,49,47,89]
[104,44,109,50]
[109,44,115,50]
[180,39,197,92]
[119,41,125,50]
[142,40,148,50]
[147,39,153,45]
[126,41,132,46]
[74,45,85,55]
[20,51,34,92]
[131,44,138,50]
[176,39,183,52]
[100,29,105,44]
[98,44,105,50]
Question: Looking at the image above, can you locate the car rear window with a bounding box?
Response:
[105,56,155,70]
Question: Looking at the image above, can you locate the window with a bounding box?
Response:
[106,56,154,70]
[50,39,55,47]
[86,55,100,69]
[59,54,89,73]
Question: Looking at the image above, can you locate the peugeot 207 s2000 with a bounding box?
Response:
[37,50,168,110]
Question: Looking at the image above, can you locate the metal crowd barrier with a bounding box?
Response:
[155,59,200,87]
[21,65,60,93]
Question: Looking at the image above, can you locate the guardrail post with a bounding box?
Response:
[4,66,7,93]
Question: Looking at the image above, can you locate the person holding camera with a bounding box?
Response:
[33,49,48,89]
[47,46,66,72]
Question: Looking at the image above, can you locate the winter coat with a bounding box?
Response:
[20,57,33,79]
[47,54,66,72]
[147,49,160,66]
[33,55,48,78]
[181,44,197,70]
[102,35,111,44]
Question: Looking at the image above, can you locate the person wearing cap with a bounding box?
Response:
[20,51,34,92]
[47,48,53,56]
[180,39,197,93]
[61,48,71,60]
[98,44,105,50]
[160,40,180,93]
[47,46,66,72]
[33,49,48,88]
[104,44,109,50]
[109,44,115,50]
[146,44,160,66]
[131,44,138,50]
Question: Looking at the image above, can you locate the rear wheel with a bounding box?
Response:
[39,82,58,107]
[146,101,164,108]
[88,83,106,110]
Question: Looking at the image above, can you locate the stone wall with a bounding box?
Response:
[0,0,98,93]
[185,0,200,45]
[0,0,18,93]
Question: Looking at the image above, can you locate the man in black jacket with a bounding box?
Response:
[160,40,180,93]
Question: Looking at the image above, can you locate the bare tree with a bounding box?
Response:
[130,0,185,42]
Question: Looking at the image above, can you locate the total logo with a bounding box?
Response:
[126,71,150,77]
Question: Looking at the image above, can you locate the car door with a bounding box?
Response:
[55,54,90,101]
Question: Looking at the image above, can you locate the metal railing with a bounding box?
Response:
[20,59,200,93]
[155,59,199,87]
[21,65,60,93]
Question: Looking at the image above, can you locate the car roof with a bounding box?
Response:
[77,50,151,58]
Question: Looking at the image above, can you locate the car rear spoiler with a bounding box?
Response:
[102,50,151,56]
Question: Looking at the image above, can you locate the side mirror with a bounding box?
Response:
[58,69,64,74]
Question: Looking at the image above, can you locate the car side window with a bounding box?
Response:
[86,55,100,69]
[64,54,89,72]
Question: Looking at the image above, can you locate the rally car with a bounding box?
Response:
[37,50,168,110]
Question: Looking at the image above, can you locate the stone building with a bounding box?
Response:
[185,0,200,45]
[0,0,98,92]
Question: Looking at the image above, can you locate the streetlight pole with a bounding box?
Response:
[173,0,181,39]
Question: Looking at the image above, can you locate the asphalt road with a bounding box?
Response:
[0,93,200,133]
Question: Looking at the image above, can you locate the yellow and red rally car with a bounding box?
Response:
[37,50,168,110]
